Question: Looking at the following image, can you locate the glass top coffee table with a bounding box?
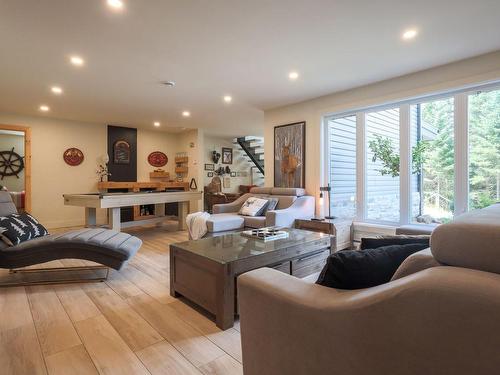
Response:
[170,228,331,329]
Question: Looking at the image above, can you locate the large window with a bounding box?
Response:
[468,89,500,210]
[324,83,500,225]
[365,108,400,222]
[326,115,356,219]
[410,98,455,223]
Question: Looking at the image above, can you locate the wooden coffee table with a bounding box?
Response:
[170,228,331,329]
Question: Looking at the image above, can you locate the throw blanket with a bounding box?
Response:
[186,212,210,240]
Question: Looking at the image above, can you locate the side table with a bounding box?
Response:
[295,218,353,251]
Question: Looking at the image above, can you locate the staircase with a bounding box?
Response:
[233,136,265,186]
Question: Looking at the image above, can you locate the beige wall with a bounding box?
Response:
[176,129,204,211]
[0,132,25,192]
[264,51,500,216]
[0,113,201,228]
[137,130,178,180]
[0,113,106,228]
[204,136,252,194]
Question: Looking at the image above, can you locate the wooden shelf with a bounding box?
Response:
[149,171,170,178]
[175,156,189,163]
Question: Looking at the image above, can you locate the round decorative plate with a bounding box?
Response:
[63,148,84,166]
[148,151,168,167]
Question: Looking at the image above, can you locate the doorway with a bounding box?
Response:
[0,124,31,213]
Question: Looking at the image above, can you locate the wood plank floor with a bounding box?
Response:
[0,222,243,375]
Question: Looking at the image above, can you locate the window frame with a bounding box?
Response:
[323,81,500,226]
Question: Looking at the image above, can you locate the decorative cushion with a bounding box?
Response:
[316,243,429,290]
[360,235,430,250]
[260,198,279,216]
[271,195,297,209]
[0,213,49,246]
[239,197,269,217]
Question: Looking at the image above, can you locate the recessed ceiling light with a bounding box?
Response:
[223,95,232,103]
[51,86,63,95]
[39,105,50,112]
[153,121,160,127]
[107,0,124,10]
[70,55,84,66]
[182,111,191,117]
[402,29,418,40]
[288,71,299,80]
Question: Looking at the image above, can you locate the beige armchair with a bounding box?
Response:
[238,204,500,375]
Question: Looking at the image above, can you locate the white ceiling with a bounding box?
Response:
[0,0,499,136]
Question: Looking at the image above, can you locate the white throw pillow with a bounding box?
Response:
[239,197,269,217]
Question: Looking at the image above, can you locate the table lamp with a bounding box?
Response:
[320,184,335,220]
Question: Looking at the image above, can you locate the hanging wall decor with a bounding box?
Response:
[212,151,221,164]
[63,147,84,166]
[274,121,305,188]
[190,178,198,190]
[113,140,131,164]
[215,166,226,176]
[0,147,25,179]
[222,147,233,164]
[147,151,168,167]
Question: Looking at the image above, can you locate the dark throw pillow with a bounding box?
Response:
[0,213,49,246]
[360,235,430,250]
[316,243,429,290]
[260,197,279,216]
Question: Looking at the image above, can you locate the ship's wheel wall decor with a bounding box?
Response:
[0,147,25,180]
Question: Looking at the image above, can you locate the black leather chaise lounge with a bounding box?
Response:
[0,192,142,286]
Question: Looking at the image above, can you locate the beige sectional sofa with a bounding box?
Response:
[238,203,500,375]
[206,187,315,233]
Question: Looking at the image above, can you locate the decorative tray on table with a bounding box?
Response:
[241,227,289,242]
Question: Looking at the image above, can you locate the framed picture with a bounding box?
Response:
[230,172,236,177]
[274,121,305,188]
[204,163,214,171]
[223,177,231,188]
[207,172,214,177]
[113,140,130,164]
[222,147,233,164]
